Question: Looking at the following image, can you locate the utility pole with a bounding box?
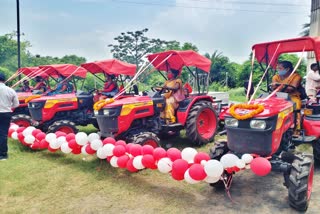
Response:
[225,71,228,88]
[308,0,320,67]
[16,0,21,70]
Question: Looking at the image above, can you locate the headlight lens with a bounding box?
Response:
[250,120,266,129]
[225,118,238,127]
[103,109,110,116]
[94,110,99,116]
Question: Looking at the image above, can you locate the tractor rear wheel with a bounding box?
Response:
[185,101,218,146]
[288,154,314,212]
[11,114,32,127]
[132,132,160,148]
[47,120,78,134]
[312,140,320,164]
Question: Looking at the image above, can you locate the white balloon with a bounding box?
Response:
[75,132,88,146]
[181,147,198,163]
[204,160,224,177]
[81,145,88,155]
[61,143,72,154]
[241,154,253,164]
[201,160,207,165]
[24,135,35,144]
[88,133,100,143]
[133,155,145,170]
[184,169,200,184]
[22,126,36,137]
[102,144,115,156]
[220,154,239,169]
[56,136,67,147]
[10,124,19,131]
[96,147,108,159]
[49,139,60,149]
[11,132,18,140]
[45,133,57,144]
[236,159,246,169]
[157,157,172,173]
[204,176,221,184]
[90,139,103,150]
[110,156,119,167]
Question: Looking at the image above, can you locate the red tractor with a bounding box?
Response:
[209,37,320,211]
[28,60,136,134]
[95,50,219,147]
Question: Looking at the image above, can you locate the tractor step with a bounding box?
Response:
[292,135,317,145]
[162,123,183,129]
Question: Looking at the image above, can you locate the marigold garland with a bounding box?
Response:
[93,98,115,111]
[229,103,264,120]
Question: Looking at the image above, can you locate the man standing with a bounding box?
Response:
[306,63,320,101]
[0,72,19,161]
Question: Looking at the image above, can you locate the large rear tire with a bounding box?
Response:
[11,114,32,127]
[131,132,160,148]
[288,154,314,212]
[47,120,78,134]
[185,101,218,146]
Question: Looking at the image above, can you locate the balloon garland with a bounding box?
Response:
[8,124,272,184]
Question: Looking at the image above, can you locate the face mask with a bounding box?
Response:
[167,73,174,79]
[278,70,287,76]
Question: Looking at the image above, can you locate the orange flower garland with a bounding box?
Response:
[93,98,115,111]
[229,103,264,120]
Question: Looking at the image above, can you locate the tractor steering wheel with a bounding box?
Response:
[268,83,296,93]
[151,86,170,94]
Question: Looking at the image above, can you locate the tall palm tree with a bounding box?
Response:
[300,16,310,36]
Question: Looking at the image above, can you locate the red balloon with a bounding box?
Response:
[126,158,138,172]
[55,131,66,138]
[17,127,25,133]
[189,164,207,181]
[130,144,142,157]
[106,156,113,162]
[31,142,41,149]
[142,145,154,155]
[8,129,14,138]
[167,148,181,161]
[171,159,189,181]
[142,154,156,169]
[18,133,25,142]
[68,139,80,150]
[103,137,116,145]
[66,133,76,142]
[125,143,134,153]
[113,145,126,157]
[153,147,167,161]
[117,155,130,168]
[85,144,96,155]
[194,152,211,164]
[31,129,41,137]
[39,139,49,149]
[115,140,127,147]
[36,132,46,141]
[250,157,271,176]
[48,146,58,152]
[72,147,82,155]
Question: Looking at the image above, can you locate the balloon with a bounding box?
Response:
[130,144,142,157]
[66,133,76,142]
[8,129,15,138]
[72,147,82,155]
[241,154,254,164]
[167,148,181,161]
[220,154,239,169]
[22,126,36,137]
[113,145,126,157]
[171,159,189,181]
[96,147,108,159]
[18,133,25,142]
[142,145,154,155]
[153,147,167,161]
[141,155,156,169]
[49,139,61,149]
[189,164,207,181]
[157,158,173,173]
[125,143,134,153]
[85,144,96,155]
[133,155,145,170]
[194,152,211,164]
[45,133,57,144]
[10,124,19,131]
[204,176,221,184]
[90,139,103,150]
[75,132,88,146]
[35,132,46,141]
[30,142,40,149]
[250,157,271,176]
[117,155,130,168]
[11,132,18,140]
[24,135,36,144]
[48,145,58,152]
[31,129,41,137]
[102,144,115,156]
[181,147,198,163]
[68,139,80,150]
[236,159,246,169]
[204,160,224,178]
[184,169,200,184]
[61,143,72,154]
[17,127,26,133]
[88,133,100,143]
[110,156,119,167]
[81,145,89,155]
[103,137,116,145]
[115,140,127,147]
[55,131,67,137]
[56,136,67,147]
[39,139,49,149]
[126,158,138,172]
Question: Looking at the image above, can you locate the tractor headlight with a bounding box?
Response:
[250,120,266,130]
[225,118,238,127]
[94,110,99,116]
[103,109,110,116]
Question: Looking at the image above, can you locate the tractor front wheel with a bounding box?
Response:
[132,132,160,148]
[288,154,314,212]
[185,101,218,146]
[312,139,320,164]
[47,120,78,134]
[11,114,32,127]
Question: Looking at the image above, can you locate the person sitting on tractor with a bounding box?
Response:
[19,80,31,92]
[305,63,320,102]
[160,68,185,124]
[47,75,72,96]
[271,60,302,131]
[31,76,47,93]
[101,74,119,98]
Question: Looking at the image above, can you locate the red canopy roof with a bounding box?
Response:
[39,64,87,78]
[81,59,136,76]
[147,50,211,73]
[18,67,48,78]
[252,36,320,68]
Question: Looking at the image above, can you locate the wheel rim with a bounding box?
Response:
[56,126,75,134]
[14,119,31,127]
[143,139,159,148]
[197,108,216,139]
[307,163,314,200]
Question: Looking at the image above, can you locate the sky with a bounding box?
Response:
[0,0,311,64]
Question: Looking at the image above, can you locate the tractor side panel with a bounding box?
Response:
[42,101,79,122]
[303,116,320,138]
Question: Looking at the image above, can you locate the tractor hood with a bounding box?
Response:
[30,93,77,103]
[102,96,153,108]
[17,92,33,100]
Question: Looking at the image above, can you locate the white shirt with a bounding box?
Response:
[305,70,320,93]
[0,82,19,112]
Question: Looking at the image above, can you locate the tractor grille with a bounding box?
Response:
[28,101,45,121]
